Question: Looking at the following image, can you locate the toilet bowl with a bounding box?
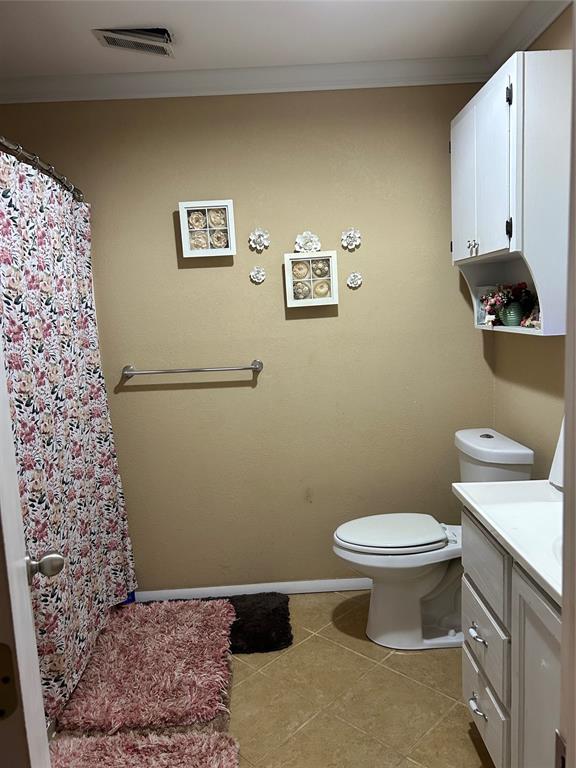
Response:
[334,513,462,650]
[333,428,534,650]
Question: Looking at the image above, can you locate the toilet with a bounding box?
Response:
[333,429,534,650]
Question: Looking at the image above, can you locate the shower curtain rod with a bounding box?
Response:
[0,135,84,202]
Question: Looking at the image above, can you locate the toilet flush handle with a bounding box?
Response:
[468,622,488,647]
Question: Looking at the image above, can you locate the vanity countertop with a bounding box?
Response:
[452,479,563,607]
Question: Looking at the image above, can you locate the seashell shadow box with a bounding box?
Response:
[178,199,237,257]
[284,251,339,308]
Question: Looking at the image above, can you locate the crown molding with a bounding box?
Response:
[0,1,569,105]
[488,0,571,70]
[0,56,490,104]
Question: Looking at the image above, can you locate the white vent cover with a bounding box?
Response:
[92,28,174,57]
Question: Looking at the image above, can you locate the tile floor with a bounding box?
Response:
[229,591,495,768]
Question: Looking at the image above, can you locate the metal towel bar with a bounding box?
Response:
[121,360,263,379]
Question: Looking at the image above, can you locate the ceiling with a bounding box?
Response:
[0,0,569,102]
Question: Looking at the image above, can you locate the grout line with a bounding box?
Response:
[313,630,386,664]
[251,710,324,765]
[404,700,460,759]
[378,657,463,704]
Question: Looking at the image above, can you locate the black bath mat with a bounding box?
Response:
[209,592,293,654]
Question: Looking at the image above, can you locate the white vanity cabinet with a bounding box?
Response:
[461,511,511,768]
[450,50,571,335]
[461,510,562,768]
[511,566,561,768]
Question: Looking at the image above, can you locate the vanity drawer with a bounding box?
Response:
[462,576,510,706]
[462,511,511,626]
[463,643,509,768]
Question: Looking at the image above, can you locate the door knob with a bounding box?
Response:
[25,551,65,584]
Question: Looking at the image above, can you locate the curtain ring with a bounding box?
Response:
[15,144,23,158]
[31,155,40,167]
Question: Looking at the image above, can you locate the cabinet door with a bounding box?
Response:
[511,567,561,768]
[450,106,476,262]
[475,64,511,257]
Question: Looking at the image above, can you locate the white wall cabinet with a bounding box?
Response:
[451,58,514,262]
[511,566,561,768]
[461,510,562,768]
[450,50,571,335]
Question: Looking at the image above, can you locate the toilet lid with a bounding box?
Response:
[335,513,448,552]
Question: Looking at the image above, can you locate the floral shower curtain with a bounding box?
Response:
[0,151,137,718]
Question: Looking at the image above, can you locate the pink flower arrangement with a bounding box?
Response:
[480,282,536,325]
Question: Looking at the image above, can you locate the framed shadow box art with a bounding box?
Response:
[178,199,237,257]
[284,251,339,308]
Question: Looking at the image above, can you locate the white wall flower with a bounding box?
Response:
[341,228,362,251]
[347,272,363,289]
[250,266,266,284]
[295,231,321,253]
[249,228,271,253]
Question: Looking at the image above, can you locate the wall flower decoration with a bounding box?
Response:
[249,228,271,253]
[250,266,266,285]
[347,272,363,289]
[341,228,362,251]
[295,231,322,253]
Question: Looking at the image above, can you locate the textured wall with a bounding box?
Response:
[0,84,494,588]
[490,4,572,478]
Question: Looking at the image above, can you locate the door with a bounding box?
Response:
[560,12,576,765]
[0,335,51,767]
[451,105,476,262]
[475,63,512,257]
[511,566,561,768]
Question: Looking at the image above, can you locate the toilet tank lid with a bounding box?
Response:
[455,429,534,465]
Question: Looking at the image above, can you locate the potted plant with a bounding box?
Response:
[480,283,536,327]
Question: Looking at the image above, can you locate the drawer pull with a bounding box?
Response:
[468,622,488,647]
[468,693,488,722]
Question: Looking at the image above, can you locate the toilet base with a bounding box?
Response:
[365,559,463,650]
[366,626,464,650]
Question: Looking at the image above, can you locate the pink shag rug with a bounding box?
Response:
[58,600,236,734]
[50,730,239,768]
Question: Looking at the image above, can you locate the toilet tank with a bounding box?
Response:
[455,429,534,482]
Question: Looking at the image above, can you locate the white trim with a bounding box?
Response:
[0,56,490,104]
[135,577,372,603]
[488,0,571,70]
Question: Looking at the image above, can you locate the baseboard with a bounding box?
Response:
[135,577,372,603]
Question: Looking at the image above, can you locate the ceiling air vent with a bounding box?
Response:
[92,27,174,57]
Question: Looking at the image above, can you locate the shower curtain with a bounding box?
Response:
[0,151,137,718]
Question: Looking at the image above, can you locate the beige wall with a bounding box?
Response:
[489,4,573,479]
[0,9,571,589]
[1,84,494,589]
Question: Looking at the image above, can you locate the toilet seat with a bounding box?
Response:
[334,513,449,555]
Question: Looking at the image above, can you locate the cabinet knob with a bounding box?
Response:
[468,693,488,722]
[468,622,488,647]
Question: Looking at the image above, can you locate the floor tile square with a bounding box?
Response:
[258,711,404,768]
[408,703,495,768]
[328,665,454,751]
[382,648,462,700]
[231,657,258,688]
[229,673,318,764]
[262,634,376,708]
[288,591,367,632]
